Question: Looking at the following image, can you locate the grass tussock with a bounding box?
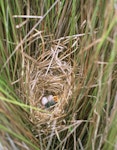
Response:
[0,0,117,150]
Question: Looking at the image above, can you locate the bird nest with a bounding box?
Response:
[20,45,74,126]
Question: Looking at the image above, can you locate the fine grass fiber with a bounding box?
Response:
[0,0,117,150]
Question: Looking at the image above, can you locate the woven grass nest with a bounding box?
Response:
[22,44,75,130]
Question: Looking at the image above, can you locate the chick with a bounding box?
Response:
[45,100,56,108]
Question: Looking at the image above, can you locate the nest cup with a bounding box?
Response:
[23,46,73,124]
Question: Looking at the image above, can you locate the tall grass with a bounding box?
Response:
[0,0,117,150]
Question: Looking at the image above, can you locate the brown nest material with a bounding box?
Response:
[21,45,74,127]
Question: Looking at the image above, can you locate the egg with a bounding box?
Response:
[41,97,48,105]
[47,95,54,102]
